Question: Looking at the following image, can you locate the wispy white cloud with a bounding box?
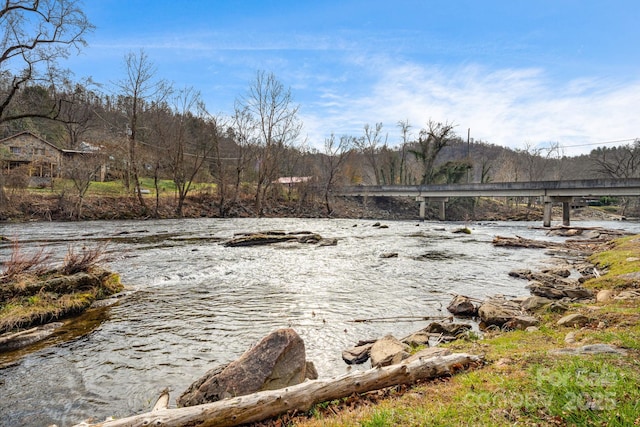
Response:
[300,58,640,156]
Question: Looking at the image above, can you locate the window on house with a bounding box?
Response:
[9,146,21,154]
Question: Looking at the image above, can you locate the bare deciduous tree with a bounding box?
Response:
[0,0,93,124]
[354,122,386,185]
[236,71,302,216]
[167,87,219,217]
[397,120,412,184]
[66,153,105,219]
[114,49,167,210]
[320,134,353,215]
[411,119,456,185]
[591,140,640,179]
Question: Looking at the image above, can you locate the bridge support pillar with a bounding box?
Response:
[562,200,571,226]
[543,200,553,227]
[416,197,448,221]
[543,196,574,227]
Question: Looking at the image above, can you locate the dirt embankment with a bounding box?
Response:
[1,192,627,222]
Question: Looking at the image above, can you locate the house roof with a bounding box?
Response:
[0,131,95,154]
[274,176,313,184]
[0,131,65,153]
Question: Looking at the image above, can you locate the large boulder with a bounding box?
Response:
[369,335,411,368]
[177,328,313,407]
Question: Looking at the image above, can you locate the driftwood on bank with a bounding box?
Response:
[76,353,480,427]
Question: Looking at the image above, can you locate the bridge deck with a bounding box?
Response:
[336,179,640,226]
[338,179,640,198]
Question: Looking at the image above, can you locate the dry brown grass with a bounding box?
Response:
[61,242,109,275]
[0,240,52,283]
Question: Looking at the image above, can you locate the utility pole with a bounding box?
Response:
[467,128,471,183]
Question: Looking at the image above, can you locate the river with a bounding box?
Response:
[0,218,637,426]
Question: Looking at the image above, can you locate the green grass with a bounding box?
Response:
[24,178,217,197]
[587,235,640,289]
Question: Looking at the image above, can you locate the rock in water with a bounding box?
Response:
[177,328,310,407]
[447,295,477,316]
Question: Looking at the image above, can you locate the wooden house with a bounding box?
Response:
[0,131,88,179]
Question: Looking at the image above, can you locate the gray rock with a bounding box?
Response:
[541,267,571,278]
[0,322,63,352]
[342,343,373,365]
[527,280,593,300]
[557,313,589,327]
[551,344,628,356]
[503,316,539,331]
[369,335,410,368]
[508,269,532,279]
[521,296,554,311]
[447,295,477,316]
[614,290,640,300]
[379,252,398,258]
[423,321,472,336]
[402,331,430,348]
[177,328,310,407]
[478,298,523,326]
[596,289,614,303]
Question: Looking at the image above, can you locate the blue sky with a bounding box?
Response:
[62,0,640,155]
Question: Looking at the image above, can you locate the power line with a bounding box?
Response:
[556,138,638,149]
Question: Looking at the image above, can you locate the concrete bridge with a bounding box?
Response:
[337,178,640,226]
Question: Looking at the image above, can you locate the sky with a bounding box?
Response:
[61,0,640,156]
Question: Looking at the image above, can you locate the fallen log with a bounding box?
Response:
[350,315,452,323]
[76,352,480,427]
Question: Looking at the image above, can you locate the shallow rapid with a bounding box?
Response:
[0,218,636,426]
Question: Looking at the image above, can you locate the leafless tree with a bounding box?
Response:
[166,87,219,217]
[320,134,354,215]
[518,141,563,182]
[66,153,105,219]
[56,79,99,149]
[397,120,412,184]
[411,119,456,185]
[354,122,386,185]
[591,140,640,215]
[0,0,93,124]
[220,105,258,216]
[236,71,302,216]
[114,49,167,210]
[591,140,640,179]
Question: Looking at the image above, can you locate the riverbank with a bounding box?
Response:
[263,233,640,427]
[1,191,629,222]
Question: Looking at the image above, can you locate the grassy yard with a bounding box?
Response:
[26,178,217,197]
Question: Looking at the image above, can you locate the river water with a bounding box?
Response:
[0,218,637,426]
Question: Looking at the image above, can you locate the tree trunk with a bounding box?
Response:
[76,353,479,427]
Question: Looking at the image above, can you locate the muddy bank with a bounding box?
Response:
[2,192,626,223]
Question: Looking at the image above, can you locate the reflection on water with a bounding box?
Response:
[0,218,637,426]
